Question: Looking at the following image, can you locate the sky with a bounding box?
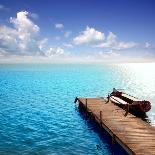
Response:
[0,0,155,63]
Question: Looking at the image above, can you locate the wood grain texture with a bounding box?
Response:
[76,98,155,155]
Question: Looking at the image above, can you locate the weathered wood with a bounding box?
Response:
[100,111,102,123]
[86,98,87,110]
[75,97,155,155]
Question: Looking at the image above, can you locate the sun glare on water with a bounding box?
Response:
[119,63,155,125]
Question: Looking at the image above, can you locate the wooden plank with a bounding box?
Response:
[76,97,155,155]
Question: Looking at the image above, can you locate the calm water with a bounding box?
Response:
[0,63,155,155]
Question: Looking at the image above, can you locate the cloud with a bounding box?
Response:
[94,32,116,48]
[38,38,48,51]
[0,25,18,53]
[55,36,61,40]
[0,11,153,63]
[10,11,39,33]
[115,42,137,50]
[145,42,151,48]
[73,26,104,45]
[63,43,73,48]
[0,4,9,11]
[0,10,68,59]
[94,31,137,50]
[29,13,39,19]
[0,11,44,56]
[55,23,64,29]
[64,31,72,38]
[98,50,120,58]
[45,47,64,56]
[0,4,4,10]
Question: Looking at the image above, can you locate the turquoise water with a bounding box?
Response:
[0,63,155,155]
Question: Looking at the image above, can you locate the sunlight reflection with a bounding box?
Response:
[120,63,155,125]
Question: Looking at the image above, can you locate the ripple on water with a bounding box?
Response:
[0,64,155,154]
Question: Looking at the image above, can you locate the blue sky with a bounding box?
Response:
[0,0,154,63]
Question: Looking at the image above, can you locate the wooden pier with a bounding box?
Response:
[75,97,155,155]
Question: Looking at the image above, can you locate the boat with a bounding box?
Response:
[108,88,151,115]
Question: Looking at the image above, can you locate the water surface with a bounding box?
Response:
[0,63,155,155]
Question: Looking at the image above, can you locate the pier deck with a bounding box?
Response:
[75,97,155,155]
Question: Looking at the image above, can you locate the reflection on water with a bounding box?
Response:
[115,63,155,125]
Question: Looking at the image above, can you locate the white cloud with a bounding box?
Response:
[95,32,117,48]
[0,25,18,53]
[116,42,137,50]
[0,11,68,59]
[0,47,8,57]
[38,38,48,50]
[64,31,72,38]
[73,26,104,45]
[0,11,152,63]
[10,11,39,33]
[107,31,117,45]
[46,47,64,57]
[63,43,73,48]
[55,23,64,29]
[145,42,151,48]
[55,36,61,40]
[0,4,4,10]
[94,31,137,50]
[0,11,44,56]
[30,13,39,19]
[0,4,9,11]
[98,50,120,58]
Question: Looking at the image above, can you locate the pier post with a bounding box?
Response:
[86,98,87,110]
[100,111,102,125]
[125,104,129,116]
